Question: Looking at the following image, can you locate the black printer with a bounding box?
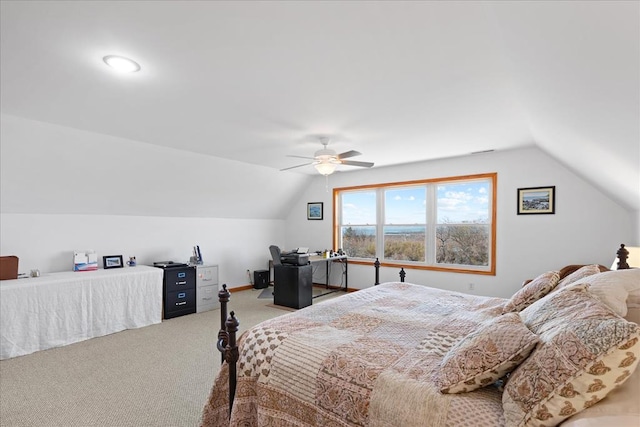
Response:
[280,252,310,266]
[269,246,310,266]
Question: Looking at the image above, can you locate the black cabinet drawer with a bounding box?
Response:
[164,288,196,317]
[164,267,196,293]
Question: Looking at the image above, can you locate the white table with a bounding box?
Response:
[0,266,163,360]
[309,255,348,297]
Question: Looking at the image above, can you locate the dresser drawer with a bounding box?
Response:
[165,288,196,316]
[197,284,220,312]
[196,265,218,287]
[164,267,196,293]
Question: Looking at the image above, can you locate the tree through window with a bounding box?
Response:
[334,173,496,275]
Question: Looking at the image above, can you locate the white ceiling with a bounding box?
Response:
[1,1,638,210]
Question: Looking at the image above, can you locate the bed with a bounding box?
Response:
[201,246,640,426]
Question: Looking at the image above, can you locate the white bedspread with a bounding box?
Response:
[0,265,163,360]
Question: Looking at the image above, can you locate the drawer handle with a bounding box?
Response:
[176,301,186,306]
[176,281,187,285]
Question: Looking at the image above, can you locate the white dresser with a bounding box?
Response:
[196,264,219,313]
[0,266,163,360]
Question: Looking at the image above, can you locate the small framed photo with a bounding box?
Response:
[307,202,323,220]
[517,186,555,215]
[103,255,124,269]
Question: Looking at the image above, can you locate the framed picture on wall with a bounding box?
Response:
[517,186,555,215]
[103,255,124,269]
[307,202,323,220]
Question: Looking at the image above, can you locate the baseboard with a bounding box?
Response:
[229,284,254,292]
[231,283,358,293]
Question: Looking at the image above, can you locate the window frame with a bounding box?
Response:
[333,173,497,275]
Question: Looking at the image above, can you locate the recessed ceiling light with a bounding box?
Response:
[103,55,141,73]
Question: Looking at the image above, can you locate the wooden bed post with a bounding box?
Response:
[399,267,406,282]
[374,258,380,285]
[617,244,630,269]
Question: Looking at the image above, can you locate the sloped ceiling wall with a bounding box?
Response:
[0,114,311,220]
[488,2,639,212]
[0,1,638,215]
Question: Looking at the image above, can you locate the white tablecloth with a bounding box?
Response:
[0,266,163,360]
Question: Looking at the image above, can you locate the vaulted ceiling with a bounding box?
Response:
[1,1,638,210]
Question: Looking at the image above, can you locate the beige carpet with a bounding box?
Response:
[0,288,342,427]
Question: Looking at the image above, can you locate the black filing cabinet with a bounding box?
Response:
[161,265,196,319]
[274,264,312,309]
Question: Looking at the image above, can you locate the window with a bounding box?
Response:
[340,190,377,258]
[334,173,496,275]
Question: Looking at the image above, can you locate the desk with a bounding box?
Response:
[0,266,163,360]
[309,255,348,297]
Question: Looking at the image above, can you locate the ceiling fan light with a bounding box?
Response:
[315,162,337,176]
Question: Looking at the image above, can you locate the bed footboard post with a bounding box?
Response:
[224,311,240,419]
[374,258,380,285]
[399,267,406,282]
[617,244,630,269]
[218,284,230,364]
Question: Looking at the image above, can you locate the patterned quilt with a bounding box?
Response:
[201,282,508,427]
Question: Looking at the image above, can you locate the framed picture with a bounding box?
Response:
[307,202,323,220]
[103,255,124,269]
[517,186,556,215]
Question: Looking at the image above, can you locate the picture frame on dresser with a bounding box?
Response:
[103,255,123,269]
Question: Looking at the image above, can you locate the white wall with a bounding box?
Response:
[0,114,311,219]
[1,114,636,294]
[0,114,305,288]
[285,147,635,298]
[0,213,282,288]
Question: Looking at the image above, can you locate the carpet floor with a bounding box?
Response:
[0,288,343,426]
[257,287,273,298]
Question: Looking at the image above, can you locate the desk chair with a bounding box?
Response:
[269,245,282,266]
[0,256,19,280]
[267,246,282,297]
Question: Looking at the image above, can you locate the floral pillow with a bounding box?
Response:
[503,285,640,427]
[555,264,602,290]
[502,271,560,314]
[436,313,539,394]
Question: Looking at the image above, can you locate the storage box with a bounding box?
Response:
[74,250,98,272]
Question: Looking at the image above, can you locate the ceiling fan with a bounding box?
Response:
[280,137,374,175]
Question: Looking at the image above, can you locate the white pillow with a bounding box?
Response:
[626,306,640,324]
[571,269,640,317]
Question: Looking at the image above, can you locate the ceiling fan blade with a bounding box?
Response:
[336,150,362,160]
[280,162,313,171]
[340,160,374,168]
[286,155,315,160]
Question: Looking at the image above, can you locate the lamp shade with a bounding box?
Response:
[314,162,337,176]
